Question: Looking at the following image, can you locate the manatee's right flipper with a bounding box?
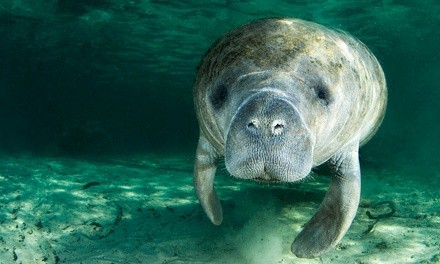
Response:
[194,133,223,225]
[291,147,361,258]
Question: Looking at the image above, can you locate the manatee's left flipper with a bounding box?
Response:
[292,147,361,258]
[194,133,223,225]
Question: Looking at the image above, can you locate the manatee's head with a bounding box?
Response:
[194,19,351,183]
[225,88,314,182]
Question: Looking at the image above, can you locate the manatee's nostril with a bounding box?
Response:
[272,120,285,135]
[246,119,259,132]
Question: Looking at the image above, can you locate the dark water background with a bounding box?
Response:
[0,1,439,173]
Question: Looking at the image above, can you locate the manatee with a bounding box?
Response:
[193,18,387,258]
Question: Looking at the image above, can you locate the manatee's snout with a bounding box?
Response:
[225,91,314,182]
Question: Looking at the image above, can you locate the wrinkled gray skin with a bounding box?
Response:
[193,18,387,258]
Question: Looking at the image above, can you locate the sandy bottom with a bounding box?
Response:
[0,154,439,263]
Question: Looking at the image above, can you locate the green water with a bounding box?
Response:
[1,1,439,165]
[0,1,439,263]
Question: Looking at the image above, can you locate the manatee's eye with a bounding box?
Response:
[317,89,326,100]
[314,83,331,106]
[210,84,228,109]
